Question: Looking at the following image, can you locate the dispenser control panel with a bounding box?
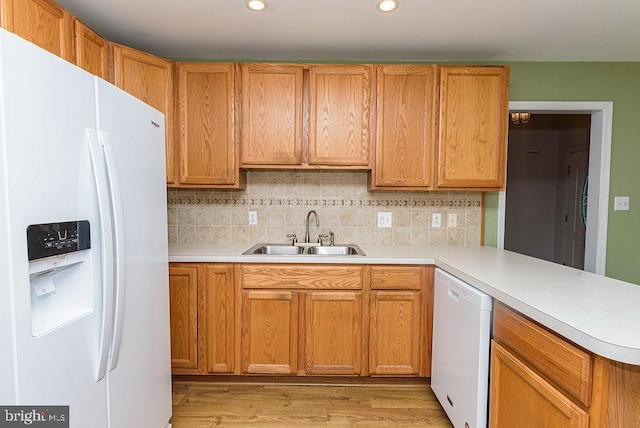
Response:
[27,220,90,261]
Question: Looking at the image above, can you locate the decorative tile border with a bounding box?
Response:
[168,196,481,208]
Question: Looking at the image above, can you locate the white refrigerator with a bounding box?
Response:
[0,29,172,427]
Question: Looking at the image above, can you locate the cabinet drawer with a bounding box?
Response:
[492,303,592,406]
[240,264,364,289]
[370,265,424,290]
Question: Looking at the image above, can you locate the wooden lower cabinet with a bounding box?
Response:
[169,263,433,379]
[490,340,589,427]
[490,302,640,427]
[369,265,432,377]
[168,265,198,370]
[169,263,236,374]
[304,291,362,375]
[203,264,235,374]
[239,264,366,376]
[369,290,421,375]
[240,290,299,374]
[240,288,366,376]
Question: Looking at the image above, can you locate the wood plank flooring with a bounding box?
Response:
[171,380,453,427]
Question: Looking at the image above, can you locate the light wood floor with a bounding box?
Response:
[171,379,453,427]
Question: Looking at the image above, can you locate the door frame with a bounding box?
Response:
[498,101,613,275]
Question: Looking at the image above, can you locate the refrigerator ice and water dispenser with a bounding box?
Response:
[27,220,94,336]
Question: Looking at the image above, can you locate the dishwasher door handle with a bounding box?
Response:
[448,288,460,301]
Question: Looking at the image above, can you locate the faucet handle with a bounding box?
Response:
[329,231,335,246]
[286,233,297,245]
[318,234,329,245]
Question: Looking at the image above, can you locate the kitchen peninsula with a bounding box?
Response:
[169,243,640,426]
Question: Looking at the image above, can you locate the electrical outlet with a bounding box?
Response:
[614,196,630,211]
[448,213,457,228]
[432,213,442,228]
[248,211,258,225]
[377,212,392,228]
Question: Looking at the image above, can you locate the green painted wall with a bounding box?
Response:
[483,62,640,285]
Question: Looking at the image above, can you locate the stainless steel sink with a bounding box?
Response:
[306,245,365,256]
[242,244,306,255]
[243,243,365,256]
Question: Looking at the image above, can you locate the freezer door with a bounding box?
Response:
[95,78,172,428]
[0,29,108,426]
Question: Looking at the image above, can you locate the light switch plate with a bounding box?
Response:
[377,212,392,228]
[614,196,630,211]
[432,213,442,228]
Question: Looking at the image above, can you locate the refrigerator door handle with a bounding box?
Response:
[87,129,116,381]
[100,132,127,370]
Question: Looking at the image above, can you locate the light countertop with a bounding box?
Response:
[169,243,640,365]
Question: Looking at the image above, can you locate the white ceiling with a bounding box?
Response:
[58,0,640,62]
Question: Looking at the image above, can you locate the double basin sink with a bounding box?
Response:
[243,243,366,256]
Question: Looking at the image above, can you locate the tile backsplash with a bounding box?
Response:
[167,171,482,247]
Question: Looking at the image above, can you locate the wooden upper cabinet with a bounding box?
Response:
[308,65,372,167]
[177,62,245,188]
[371,65,438,189]
[241,63,303,166]
[73,19,108,80]
[112,44,176,184]
[1,0,73,61]
[436,65,509,190]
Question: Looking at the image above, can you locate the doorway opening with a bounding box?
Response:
[503,114,591,269]
[497,101,613,275]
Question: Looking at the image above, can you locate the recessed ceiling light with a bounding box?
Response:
[377,0,399,12]
[246,0,267,11]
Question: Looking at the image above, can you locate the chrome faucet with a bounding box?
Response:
[304,210,319,243]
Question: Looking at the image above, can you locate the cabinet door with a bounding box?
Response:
[371,65,437,189]
[369,290,422,375]
[0,0,73,61]
[73,19,108,80]
[168,265,198,369]
[241,290,298,374]
[304,291,362,375]
[489,340,589,428]
[112,44,176,184]
[204,264,235,373]
[177,63,244,187]
[437,66,509,189]
[308,65,372,167]
[241,63,303,166]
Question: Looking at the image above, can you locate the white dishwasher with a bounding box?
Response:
[431,268,493,428]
